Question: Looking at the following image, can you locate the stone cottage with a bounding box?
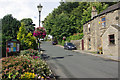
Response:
[83,2,120,56]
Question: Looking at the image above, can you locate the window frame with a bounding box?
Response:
[100,16,106,27]
[109,34,115,45]
[88,23,90,33]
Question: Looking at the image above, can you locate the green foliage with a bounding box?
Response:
[69,33,83,40]
[43,2,80,42]
[61,40,65,46]
[21,18,35,33]
[66,37,71,42]
[2,14,21,38]
[17,23,37,50]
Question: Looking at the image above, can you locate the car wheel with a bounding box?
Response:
[66,47,69,50]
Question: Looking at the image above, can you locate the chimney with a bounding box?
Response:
[91,6,97,19]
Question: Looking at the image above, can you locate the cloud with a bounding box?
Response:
[0,0,60,27]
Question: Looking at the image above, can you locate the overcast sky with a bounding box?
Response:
[0,0,61,27]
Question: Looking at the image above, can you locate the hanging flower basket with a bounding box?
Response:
[33,27,46,39]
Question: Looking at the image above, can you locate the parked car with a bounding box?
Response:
[64,42,77,50]
[40,38,44,41]
[52,40,58,45]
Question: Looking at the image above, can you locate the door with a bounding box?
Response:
[82,39,84,50]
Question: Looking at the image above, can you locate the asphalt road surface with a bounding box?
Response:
[41,41,118,78]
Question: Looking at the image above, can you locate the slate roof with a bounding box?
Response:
[98,2,120,16]
[112,25,120,31]
[84,2,120,25]
[101,24,120,37]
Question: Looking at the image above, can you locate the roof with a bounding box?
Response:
[102,24,120,37]
[83,2,120,25]
[111,25,120,31]
[98,2,120,16]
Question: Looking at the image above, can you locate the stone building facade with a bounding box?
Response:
[83,2,120,56]
[102,25,120,56]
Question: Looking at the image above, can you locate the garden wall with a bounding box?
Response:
[71,40,80,50]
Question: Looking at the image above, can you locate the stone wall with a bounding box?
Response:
[79,39,82,50]
[71,40,80,50]
[118,10,120,57]
[118,30,120,56]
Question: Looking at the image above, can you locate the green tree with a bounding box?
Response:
[2,14,21,38]
[17,23,37,50]
[21,18,35,33]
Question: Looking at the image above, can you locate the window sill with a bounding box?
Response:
[100,27,106,30]
[87,32,91,34]
[108,44,116,46]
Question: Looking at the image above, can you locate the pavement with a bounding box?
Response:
[56,45,120,62]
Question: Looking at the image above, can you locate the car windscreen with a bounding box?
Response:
[67,43,74,46]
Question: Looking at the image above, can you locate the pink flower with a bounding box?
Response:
[33,27,46,38]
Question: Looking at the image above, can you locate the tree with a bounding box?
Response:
[2,14,21,38]
[21,18,35,33]
[17,23,37,50]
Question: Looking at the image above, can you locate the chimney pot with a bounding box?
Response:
[91,6,97,19]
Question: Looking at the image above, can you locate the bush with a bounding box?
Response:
[17,23,37,50]
[61,40,65,46]
[2,55,52,79]
[20,49,39,56]
[69,33,83,40]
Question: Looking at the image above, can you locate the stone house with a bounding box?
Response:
[83,2,120,56]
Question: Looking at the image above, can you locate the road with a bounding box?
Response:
[41,41,118,78]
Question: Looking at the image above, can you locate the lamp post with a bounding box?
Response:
[37,4,43,27]
[37,4,43,52]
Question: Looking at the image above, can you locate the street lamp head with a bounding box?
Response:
[37,4,43,12]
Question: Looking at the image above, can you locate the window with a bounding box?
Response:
[109,34,115,45]
[101,16,106,27]
[88,23,90,32]
[88,38,91,50]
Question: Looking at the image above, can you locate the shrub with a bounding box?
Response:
[2,55,52,79]
[61,40,65,46]
[17,23,37,50]
[69,33,83,40]
[20,49,39,56]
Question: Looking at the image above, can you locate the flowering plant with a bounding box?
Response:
[33,27,46,39]
[20,72,35,79]
[2,55,52,79]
